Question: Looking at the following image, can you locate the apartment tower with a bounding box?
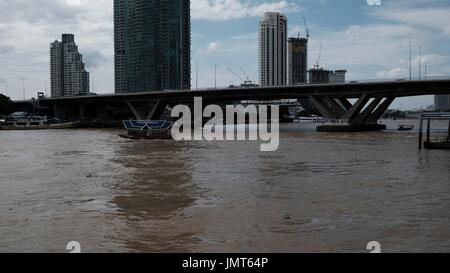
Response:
[259,12,288,87]
[114,0,191,93]
[50,34,90,97]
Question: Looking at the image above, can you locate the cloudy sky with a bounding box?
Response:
[0,0,449,109]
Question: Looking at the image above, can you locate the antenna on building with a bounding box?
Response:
[303,16,310,40]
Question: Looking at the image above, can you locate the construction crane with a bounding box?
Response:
[314,43,322,69]
[240,67,254,83]
[226,67,245,83]
[303,16,310,40]
[250,70,258,83]
[226,67,257,87]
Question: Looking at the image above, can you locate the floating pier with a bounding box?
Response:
[418,112,450,150]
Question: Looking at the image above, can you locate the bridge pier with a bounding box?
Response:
[79,105,86,121]
[96,105,108,121]
[310,94,395,132]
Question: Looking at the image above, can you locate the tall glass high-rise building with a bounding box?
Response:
[114,0,191,93]
[259,12,287,87]
[50,34,90,98]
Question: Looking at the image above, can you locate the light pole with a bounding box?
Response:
[409,40,412,80]
[419,46,422,80]
[196,61,199,90]
[20,78,26,100]
[424,63,427,80]
[214,64,217,89]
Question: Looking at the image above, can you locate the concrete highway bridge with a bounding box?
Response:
[12,79,450,131]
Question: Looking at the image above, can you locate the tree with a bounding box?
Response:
[0,93,13,116]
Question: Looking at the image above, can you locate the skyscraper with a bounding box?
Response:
[114,0,191,93]
[259,12,287,87]
[288,37,308,85]
[50,34,90,97]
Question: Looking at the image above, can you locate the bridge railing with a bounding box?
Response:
[193,75,450,91]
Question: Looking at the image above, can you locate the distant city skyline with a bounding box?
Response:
[0,0,449,109]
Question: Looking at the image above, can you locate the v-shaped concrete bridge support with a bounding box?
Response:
[126,100,168,120]
[309,94,395,131]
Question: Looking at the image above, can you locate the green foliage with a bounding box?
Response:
[0,94,13,115]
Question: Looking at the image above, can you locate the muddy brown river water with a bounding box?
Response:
[0,120,449,253]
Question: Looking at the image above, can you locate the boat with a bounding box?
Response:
[293,116,325,123]
[0,121,80,130]
[398,125,414,131]
[0,112,80,130]
[119,120,173,140]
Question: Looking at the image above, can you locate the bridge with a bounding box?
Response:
[12,79,450,131]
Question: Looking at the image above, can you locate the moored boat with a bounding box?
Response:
[0,121,80,130]
[119,120,173,140]
[1,112,80,130]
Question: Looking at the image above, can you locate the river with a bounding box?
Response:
[0,120,449,253]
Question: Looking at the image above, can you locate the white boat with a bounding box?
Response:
[294,117,325,123]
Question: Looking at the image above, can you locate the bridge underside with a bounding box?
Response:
[22,96,394,131]
[309,94,395,131]
[11,79,450,131]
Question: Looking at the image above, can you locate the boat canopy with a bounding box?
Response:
[123,120,173,130]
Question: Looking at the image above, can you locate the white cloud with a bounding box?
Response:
[289,25,303,37]
[191,0,299,21]
[376,68,408,79]
[310,24,421,71]
[66,0,82,5]
[372,6,450,38]
[205,41,223,55]
[413,54,450,65]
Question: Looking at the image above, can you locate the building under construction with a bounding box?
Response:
[308,69,347,84]
[288,37,308,85]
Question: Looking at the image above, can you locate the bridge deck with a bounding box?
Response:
[14,79,450,105]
